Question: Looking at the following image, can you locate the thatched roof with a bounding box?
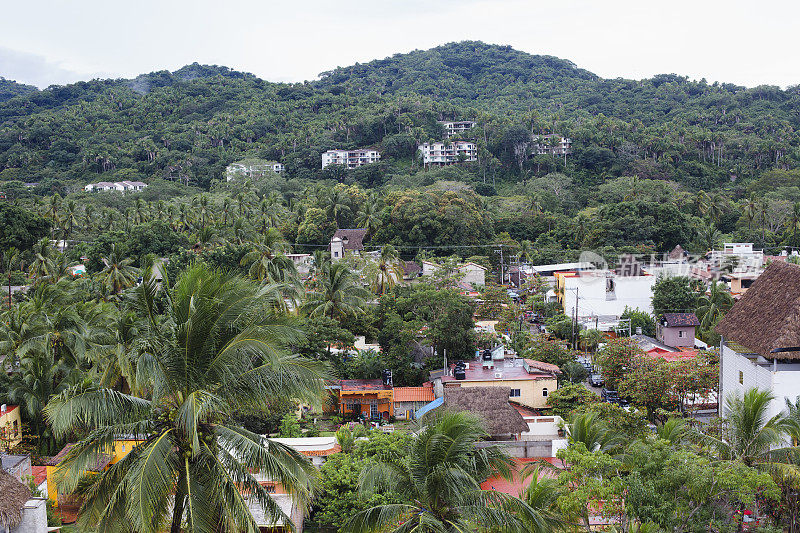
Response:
[331,228,368,251]
[443,387,529,437]
[0,469,31,530]
[716,261,800,360]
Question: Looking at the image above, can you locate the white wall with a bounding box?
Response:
[563,273,655,319]
[11,498,47,533]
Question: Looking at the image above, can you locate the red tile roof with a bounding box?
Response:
[31,465,47,486]
[480,457,563,496]
[299,444,342,457]
[393,387,435,402]
[524,359,562,374]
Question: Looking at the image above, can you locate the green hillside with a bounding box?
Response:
[0,41,798,193]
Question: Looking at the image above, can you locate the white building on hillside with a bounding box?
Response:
[438,120,476,138]
[226,160,284,181]
[321,149,380,169]
[716,261,800,424]
[418,141,477,166]
[532,135,572,156]
[84,181,147,193]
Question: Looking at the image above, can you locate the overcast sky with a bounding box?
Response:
[1,0,797,89]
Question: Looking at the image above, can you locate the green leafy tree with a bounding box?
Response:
[278,413,302,438]
[651,275,700,317]
[546,383,600,419]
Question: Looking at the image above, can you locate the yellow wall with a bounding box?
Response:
[110,439,141,464]
[0,406,23,449]
[445,378,558,409]
[48,439,141,504]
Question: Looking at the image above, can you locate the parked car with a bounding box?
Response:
[601,388,620,404]
[589,373,605,387]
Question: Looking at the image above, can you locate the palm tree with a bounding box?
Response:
[579,329,604,354]
[695,281,734,330]
[303,262,370,320]
[48,193,61,239]
[7,349,81,454]
[2,247,20,308]
[368,245,404,295]
[703,389,796,470]
[517,465,568,531]
[240,228,297,284]
[28,238,55,283]
[344,411,536,533]
[44,264,328,533]
[565,411,623,454]
[519,240,534,264]
[356,200,381,238]
[695,223,721,252]
[743,195,758,230]
[99,244,139,295]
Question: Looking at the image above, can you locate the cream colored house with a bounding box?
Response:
[432,355,560,410]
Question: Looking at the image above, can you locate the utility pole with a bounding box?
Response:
[443,348,447,375]
[495,245,505,285]
[564,287,578,350]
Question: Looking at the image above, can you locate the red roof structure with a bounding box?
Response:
[480,457,563,496]
[393,387,435,402]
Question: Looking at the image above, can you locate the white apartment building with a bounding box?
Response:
[418,141,477,166]
[321,149,381,169]
[708,242,764,272]
[225,160,284,181]
[84,180,147,193]
[532,135,572,156]
[438,120,477,138]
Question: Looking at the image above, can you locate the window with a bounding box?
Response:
[739,371,744,385]
[12,421,18,437]
[370,403,378,418]
[509,389,521,398]
[333,251,339,258]
[542,388,549,397]
[263,484,276,494]
[678,330,686,338]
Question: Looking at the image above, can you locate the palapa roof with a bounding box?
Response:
[716,261,800,360]
[668,245,687,260]
[662,313,700,327]
[443,387,529,436]
[401,260,422,275]
[331,228,368,251]
[0,469,31,530]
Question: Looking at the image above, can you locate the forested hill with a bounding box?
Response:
[1,41,799,192]
[0,77,37,102]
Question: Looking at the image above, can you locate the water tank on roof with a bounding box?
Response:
[482,349,492,361]
[454,368,466,380]
[381,369,393,387]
